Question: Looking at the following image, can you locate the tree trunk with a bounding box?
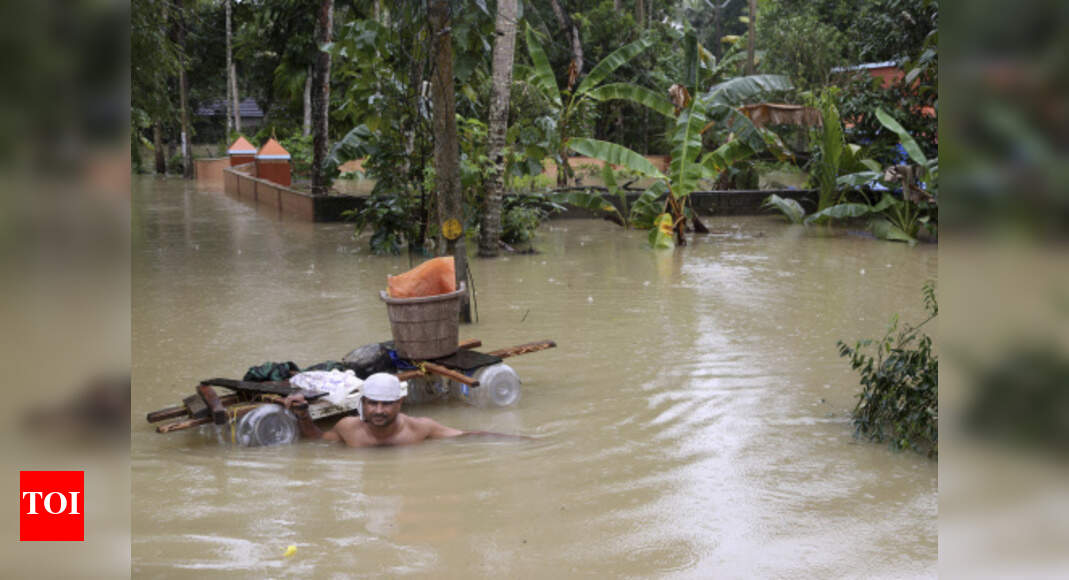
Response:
[636,0,645,28]
[310,0,333,195]
[428,0,470,322]
[302,65,312,136]
[479,0,518,258]
[153,124,166,174]
[176,0,192,179]
[548,0,582,89]
[747,0,756,75]
[225,0,233,136]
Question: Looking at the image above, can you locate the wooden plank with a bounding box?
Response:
[147,393,244,423]
[155,404,263,434]
[183,394,209,420]
[395,363,478,386]
[200,378,328,400]
[197,384,228,425]
[487,340,557,359]
[146,405,187,423]
[422,362,479,386]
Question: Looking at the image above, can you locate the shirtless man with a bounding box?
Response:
[282,373,518,448]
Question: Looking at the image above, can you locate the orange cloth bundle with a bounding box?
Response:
[386,257,457,298]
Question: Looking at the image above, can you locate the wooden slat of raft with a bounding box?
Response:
[486,340,556,359]
[183,394,209,420]
[197,384,229,425]
[147,393,242,423]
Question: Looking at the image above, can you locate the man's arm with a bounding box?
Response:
[282,394,339,441]
[423,417,465,439]
[420,417,532,441]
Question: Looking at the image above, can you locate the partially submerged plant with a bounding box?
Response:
[838,282,938,458]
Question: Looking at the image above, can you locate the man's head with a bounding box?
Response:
[361,373,405,428]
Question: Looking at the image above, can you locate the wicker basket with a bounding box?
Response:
[379,282,466,360]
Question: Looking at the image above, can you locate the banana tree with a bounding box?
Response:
[521,24,666,186]
[567,73,793,247]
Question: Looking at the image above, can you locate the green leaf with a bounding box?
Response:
[870,217,918,245]
[586,83,674,118]
[762,194,806,224]
[703,74,793,107]
[875,108,927,165]
[574,35,654,97]
[524,25,561,108]
[649,213,675,249]
[567,137,666,180]
[837,171,882,188]
[804,203,878,225]
[668,107,710,197]
[699,138,756,178]
[600,163,618,191]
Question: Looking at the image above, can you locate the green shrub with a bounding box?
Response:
[838,282,938,457]
[500,193,565,246]
[342,192,420,255]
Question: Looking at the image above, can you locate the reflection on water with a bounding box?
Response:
[133,177,937,578]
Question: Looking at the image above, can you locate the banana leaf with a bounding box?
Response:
[586,83,675,118]
[631,182,668,229]
[524,25,561,108]
[551,190,622,219]
[870,217,918,245]
[703,74,793,107]
[699,138,756,178]
[804,202,878,225]
[837,170,882,188]
[649,213,675,249]
[875,108,927,165]
[762,194,806,224]
[567,137,666,180]
[574,35,654,97]
[668,107,711,198]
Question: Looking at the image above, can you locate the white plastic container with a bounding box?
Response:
[403,377,450,406]
[235,405,300,446]
[451,363,522,408]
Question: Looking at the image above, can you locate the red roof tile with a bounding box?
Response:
[227,136,257,155]
[256,138,291,159]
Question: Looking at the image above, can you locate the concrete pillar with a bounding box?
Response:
[255,138,292,187]
[227,136,257,167]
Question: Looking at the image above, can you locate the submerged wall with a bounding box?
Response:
[222,163,364,222]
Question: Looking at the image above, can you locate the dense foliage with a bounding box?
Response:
[838,282,938,457]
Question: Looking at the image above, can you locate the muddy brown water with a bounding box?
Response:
[132,177,937,578]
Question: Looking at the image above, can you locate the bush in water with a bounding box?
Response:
[838,281,938,458]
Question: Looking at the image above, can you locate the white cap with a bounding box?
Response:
[362,373,404,402]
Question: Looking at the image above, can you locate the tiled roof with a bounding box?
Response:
[195,97,265,118]
[256,138,290,160]
[227,136,257,155]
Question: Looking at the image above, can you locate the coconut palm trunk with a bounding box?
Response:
[428,0,470,322]
[176,0,192,179]
[478,0,518,258]
[310,0,333,195]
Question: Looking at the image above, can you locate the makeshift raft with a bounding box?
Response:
[147,339,555,434]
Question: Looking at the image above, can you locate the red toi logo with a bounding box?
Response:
[20,471,84,541]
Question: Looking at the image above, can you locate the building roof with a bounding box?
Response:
[196,97,265,118]
[831,61,900,73]
[256,138,291,160]
[227,136,257,155]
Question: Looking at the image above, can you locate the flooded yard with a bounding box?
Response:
[133,176,937,578]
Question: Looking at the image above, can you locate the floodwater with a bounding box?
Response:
[132,176,937,578]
